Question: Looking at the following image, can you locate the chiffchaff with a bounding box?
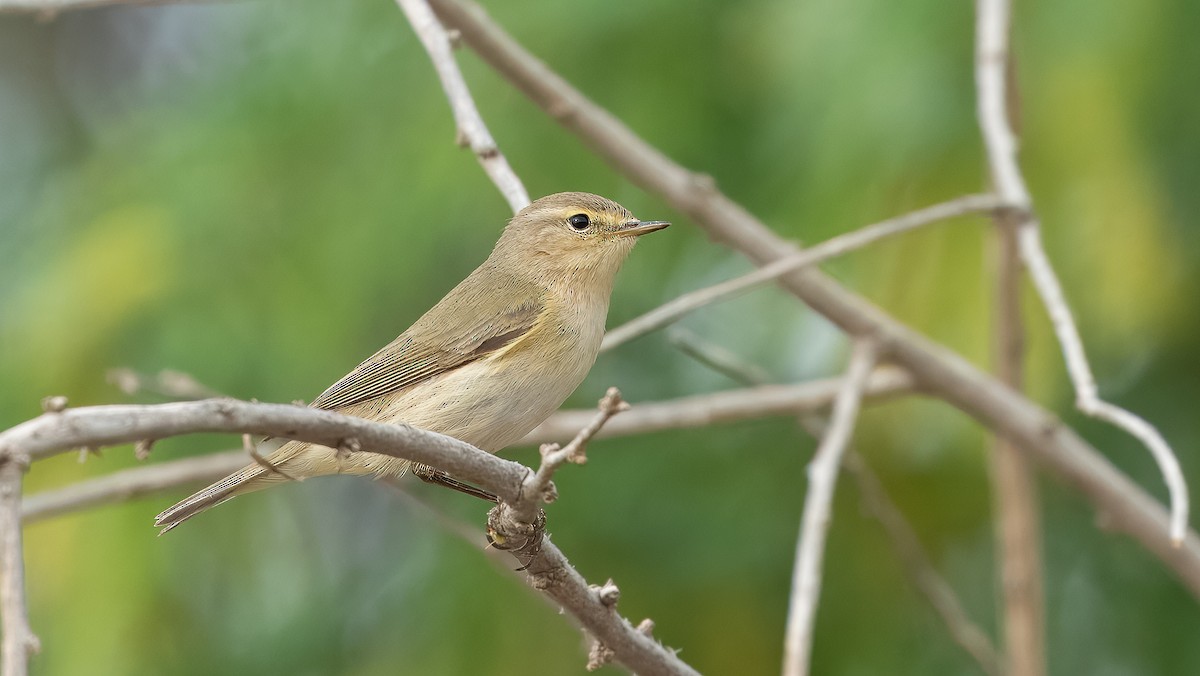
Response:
[155,192,668,532]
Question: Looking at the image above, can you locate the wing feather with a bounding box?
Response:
[309,269,544,412]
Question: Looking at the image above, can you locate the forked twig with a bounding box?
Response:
[975,0,1188,545]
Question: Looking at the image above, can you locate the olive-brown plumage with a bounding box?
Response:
[155,192,668,532]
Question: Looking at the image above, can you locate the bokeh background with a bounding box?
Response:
[2,0,1198,673]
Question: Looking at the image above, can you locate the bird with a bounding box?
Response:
[154,192,668,533]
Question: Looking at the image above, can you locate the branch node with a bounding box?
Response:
[40,396,68,413]
[636,618,656,637]
[133,439,155,461]
[592,578,620,608]
[688,172,717,194]
[586,636,616,671]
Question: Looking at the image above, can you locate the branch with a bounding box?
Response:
[5,399,529,501]
[395,0,529,213]
[22,451,245,524]
[602,194,1003,352]
[667,331,998,675]
[427,0,1200,597]
[2,398,696,676]
[975,0,1188,545]
[782,340,878,676]
[842,451,1001,676]
[523,369,912,443]
[0,456,38,676]
[508,387,628,524]
[22,374,914,526]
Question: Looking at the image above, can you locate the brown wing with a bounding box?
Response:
[309,268,544,412]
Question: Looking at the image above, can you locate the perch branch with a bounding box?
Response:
[22,374,913,524]
[426,0,1200,595]
[395,0,529,213]
[509,387,628,524]
[0,398,695,676]
[782,340,878,676]
[975,0,1188,544]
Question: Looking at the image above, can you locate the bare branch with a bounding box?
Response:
[975,0,1188,545]
[842,450,1001,676]
[666,328,773,386]
[602,194,1002,352]
[510,387,628,524]
[522,369,912,443]
[427,0,1200,596]
[2,398,696,675]
[22,375,913,525]
[4,399,529,503]
[989,210,1045,672]
[669,331,997,675]
[522,537,697,676]
[0,456,38,676]
[783,340,878,676]
[395,0,529,213]
[23,451,245,524]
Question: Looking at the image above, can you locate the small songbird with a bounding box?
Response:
[154,192,668,533]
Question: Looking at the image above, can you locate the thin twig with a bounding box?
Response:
[510,387,629,524]
[522,369,912,443]
[602,194,1002,352]
[666,328,773,386]
[428,0,1200,595]
[395,0,529,213]
[667,332,997,675]
[0,454,38,676]
[841,450,1001,676]
[782,339,878,676]
[975,0,1188,545]
[22,451,246,524]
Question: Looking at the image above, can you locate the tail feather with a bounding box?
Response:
[154,463,272,534]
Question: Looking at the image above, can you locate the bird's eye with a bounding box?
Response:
[567,213,590,231]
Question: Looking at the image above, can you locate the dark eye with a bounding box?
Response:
[567,213,590,231]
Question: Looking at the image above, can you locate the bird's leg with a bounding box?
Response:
[410,462,499,503]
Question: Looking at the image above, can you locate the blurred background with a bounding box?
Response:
[2,0,1198,673]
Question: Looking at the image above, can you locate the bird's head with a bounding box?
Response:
[493,192,669,287]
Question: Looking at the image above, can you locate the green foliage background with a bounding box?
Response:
[2,0,1198,673]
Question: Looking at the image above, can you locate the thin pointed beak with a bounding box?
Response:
[616,220,671,237]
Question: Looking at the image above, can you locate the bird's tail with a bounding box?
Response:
[154,440,300,534]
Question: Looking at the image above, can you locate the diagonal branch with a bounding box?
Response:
[782,339,878,676]
[602,194,1003,352]
[395,0,529,213]
[1,398,696,675]
[667,331,999,675]
[975,0,1188,545]
[426,0,1200,596]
